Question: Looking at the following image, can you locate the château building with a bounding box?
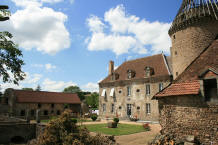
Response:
[99,54,172,121]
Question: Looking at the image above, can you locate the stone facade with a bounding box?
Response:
[170,21,218,79]
[1,89,81,119]
[99,79,171,121]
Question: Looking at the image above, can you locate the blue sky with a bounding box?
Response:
[0,0,181,92]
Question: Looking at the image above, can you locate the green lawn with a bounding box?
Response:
[85,123,146,136]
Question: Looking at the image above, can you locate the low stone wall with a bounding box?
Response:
[0,123,36,144]
[160,105,218,145]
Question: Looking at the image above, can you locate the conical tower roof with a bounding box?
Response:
[169,0,218,35]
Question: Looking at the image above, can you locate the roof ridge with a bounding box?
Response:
[124,53,162,63]
[14,89,77,95]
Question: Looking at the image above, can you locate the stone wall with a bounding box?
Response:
[99,79,171,121]
[170,21,218,80]
[159,98,218,145]
[0,123,36,144]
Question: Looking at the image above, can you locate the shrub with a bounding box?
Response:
[71,118,77,124]
[30,109,116,145]
[91,114,98,121]
[113,117,119,123]
[142,123,150,131]
[108,121,117,128]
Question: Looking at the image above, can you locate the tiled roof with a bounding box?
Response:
[154,80,200,98]
[100,54,171,84]
[14,90,81,104]
[174,39,218,83]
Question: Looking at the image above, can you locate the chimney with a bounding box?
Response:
[109,60,114,75]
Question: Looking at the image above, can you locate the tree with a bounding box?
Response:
[63,85,81,93]
[85,92,99,109]
[0,5,25,85]
[22,88,33,91]
[35,85,41,91]
[63,86,86,101]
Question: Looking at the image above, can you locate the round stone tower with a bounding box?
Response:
[169,0,218,80]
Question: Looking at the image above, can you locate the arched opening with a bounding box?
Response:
[11,136,25,144]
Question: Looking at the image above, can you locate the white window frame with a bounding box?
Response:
[103,104,106,112]
[110,88,115,97]
[127,86,131,96]
[146,103,151,114]
[146,84,150,95]
[101,89,106,97]
[159,83,163,91]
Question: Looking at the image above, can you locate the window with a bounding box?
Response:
[146,103,151,114]
[103,104,106,112]
[127,86,131,96]
[204,79,217,102]
[176,72,178,76]
[119,90,122,94]
[136,89,140,92]
[128,71,132,79]
[51,104,54,108]
[137,106,140,110]
[44,110,48,116]
[146,84,150,95]
[20,110,26,116]
[175,51,177,55]
[127,70,135,79]
[173,35,176,39]
[51,110,54,114]
[57,110,60,115]
[38,103,41,108]
[31,110,35,116]
[145,67,154,77]
[111,104,114,113]
[119,106,122,109]
[159,83,163,91]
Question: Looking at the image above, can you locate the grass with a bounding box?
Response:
[85,123,147,136]
[41,118,93,123]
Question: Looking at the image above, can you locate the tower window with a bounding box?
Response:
[175,51,177,55]
[176,72,178,76]
[204,79,217,102]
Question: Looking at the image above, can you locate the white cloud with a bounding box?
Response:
[11,0,64,7]
[82,82,98,92]
[86,5,171,55]
[69,0,74,4]
[45,63,56,70]
[42,78,77,92]
[0,3,70,55]
[22,72,42,84]
[32,63,57,71]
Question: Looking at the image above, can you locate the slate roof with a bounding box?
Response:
[100,54,171,84]
[14,90,81,104]
[154,80,200,98]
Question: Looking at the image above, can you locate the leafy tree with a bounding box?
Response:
[35,85,41,91]
[63,86,87,101]
[22,88,33,91]
[0,5,25,85]
[63,85,81,93]
[85,92,99,109]
[30,110,116,145]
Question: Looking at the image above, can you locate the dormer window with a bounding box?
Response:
[145,67,154,77]
[111,73,119,81]
[127,70,135,79]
